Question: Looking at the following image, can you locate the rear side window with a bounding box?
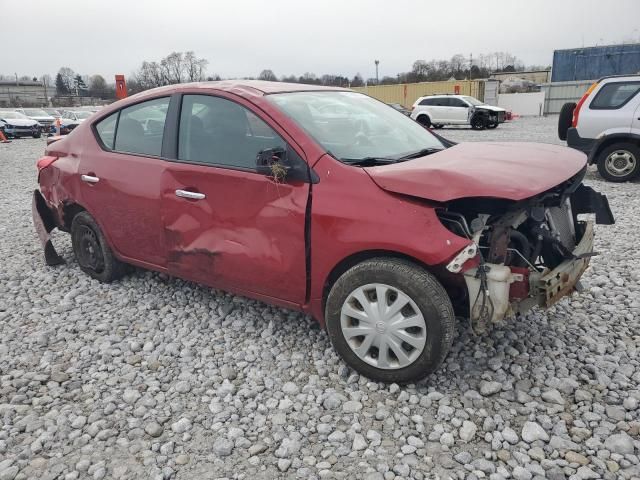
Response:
[95,112,118,149]
[178,95,285,170]
[419,98,433,106]
[590,82,640,109]
[114,97,169,156]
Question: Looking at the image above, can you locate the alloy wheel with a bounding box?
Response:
[605,150,637,178]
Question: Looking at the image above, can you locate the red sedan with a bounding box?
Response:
[33,81,614,383]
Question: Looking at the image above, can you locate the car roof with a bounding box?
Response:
[127,80,349,102]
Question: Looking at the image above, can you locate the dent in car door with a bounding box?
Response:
[160,93,310,305]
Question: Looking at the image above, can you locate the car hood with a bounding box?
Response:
[1,118,38,127]
[476,104,506,112]
[29,116,54,121]
[365,142,586,202]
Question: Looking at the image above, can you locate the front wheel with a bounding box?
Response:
[32,130,42,138]
[596,142,640,182]
[325,258,455,383]
[71,211,127,282]
[487,122,498,129]
[470,115,486,130]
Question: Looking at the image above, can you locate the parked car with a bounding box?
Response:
[60,110,94,124]
[18,108,56,132]
[32,81,613,383]
[43,108,62,119]
[411,94,507,130]
[0,110,41,138]
[387,103,411,116]
[558,74,640,182]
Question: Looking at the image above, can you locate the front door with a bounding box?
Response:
[160,93,310,305]
[448,97,471,124]
[78,97,171,267]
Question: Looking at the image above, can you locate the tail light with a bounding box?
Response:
[572,81,599,128]
[37,155,58,171]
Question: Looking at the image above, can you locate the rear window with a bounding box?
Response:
[113,97,169,156]
[95,112,118,149]
[590,81,640,109]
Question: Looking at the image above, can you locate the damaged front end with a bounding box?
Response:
[438,168,614,331]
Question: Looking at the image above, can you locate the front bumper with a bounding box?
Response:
[32,190,64,266]
[4,126,40,137]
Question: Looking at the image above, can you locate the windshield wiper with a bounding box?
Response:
[341,157,402,166]
[399,147,443,160]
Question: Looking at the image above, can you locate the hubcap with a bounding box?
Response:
[605,150,636,177]
[340,283,427,370]
[77,225,105,273]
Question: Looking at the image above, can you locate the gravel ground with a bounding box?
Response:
[0,116,638,480]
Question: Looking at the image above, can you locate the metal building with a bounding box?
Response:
[551,43,640,82]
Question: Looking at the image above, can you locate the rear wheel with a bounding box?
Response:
[558,102,576,140]
[416,115,431,128]
[325,258,455,383]
[71,211,127,282]
[432,124,444,129]
[596,142,640,182]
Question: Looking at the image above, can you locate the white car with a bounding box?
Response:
[60,110,94,124]
[0,110,42,138]
[560,74,640,182]
[410,95,507,130]
[18,108,56,132]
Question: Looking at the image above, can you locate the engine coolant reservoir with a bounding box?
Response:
[464,264,516,322]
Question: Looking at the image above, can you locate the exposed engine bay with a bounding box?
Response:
[438,168,614,331]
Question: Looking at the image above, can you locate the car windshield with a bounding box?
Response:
[267,91,444,163]
[0,111,27,119]
[463,96,484,106]
[24,109,50,116]
[74,111,92,119]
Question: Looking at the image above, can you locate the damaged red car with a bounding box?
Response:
[33,81,614,383]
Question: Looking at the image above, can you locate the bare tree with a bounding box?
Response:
[258,69,278,81]
[184,51,208,82]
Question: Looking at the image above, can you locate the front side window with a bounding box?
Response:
[178,95,285,169]
[449,98,468,108]
[590,82,640,109]
[114,97,169,156]
[268,91,444,162]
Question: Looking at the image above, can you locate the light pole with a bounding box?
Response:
[374,60,379,84]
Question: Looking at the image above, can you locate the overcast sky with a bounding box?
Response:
[4,0,640,82]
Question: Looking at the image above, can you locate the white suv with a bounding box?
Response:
[559,74,640,182]
[410,94,507,130]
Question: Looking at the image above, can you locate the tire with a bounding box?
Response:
[71,211,127,282]
[416,115,431,128]
[558,102,576,140]
[432,124,444,129]
[470,114,486,130]
[595,142,640,182]
[325,258,455,383]
[487,122,498,129]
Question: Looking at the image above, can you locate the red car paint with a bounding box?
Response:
[35,81,588,325]
[365,142,586,202]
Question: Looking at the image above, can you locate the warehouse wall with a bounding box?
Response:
[552,44,640,82]
[540,80,594,114]
[352,80,484,108]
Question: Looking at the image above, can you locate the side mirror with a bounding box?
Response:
[256,146,316,183]
[256,146,288,179]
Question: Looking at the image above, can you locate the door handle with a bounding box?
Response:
[175,189,206,200]
[81,174,100,184]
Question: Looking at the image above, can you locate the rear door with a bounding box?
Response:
[160,93,310,305]
[79,97,170,267]
[580,79,640,138]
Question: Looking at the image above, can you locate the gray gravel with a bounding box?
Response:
[1,116,639,479]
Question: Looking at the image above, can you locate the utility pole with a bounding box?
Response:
[374,60,379,84]
[469,53,473,79]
